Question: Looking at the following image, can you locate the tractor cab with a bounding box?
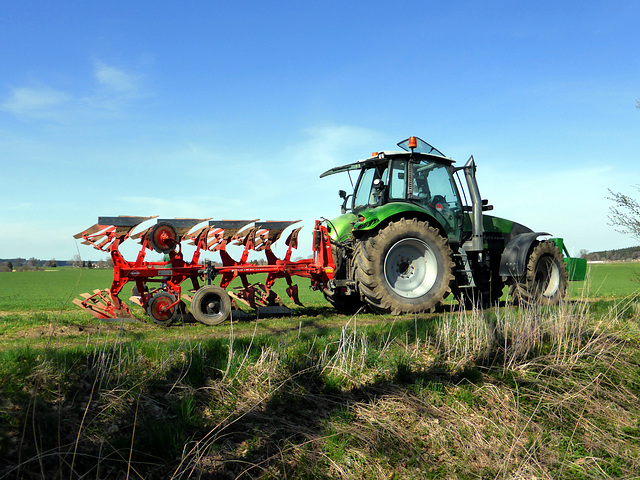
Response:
[321,137,469,245]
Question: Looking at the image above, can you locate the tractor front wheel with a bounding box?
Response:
[323,287,363,314]
[510,241,568,306]
[323,242,364,314]
[354,218,454,315]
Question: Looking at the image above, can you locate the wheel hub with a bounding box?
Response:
[206,300,220,314]
[396,256,415,278]
[147,292,178,326]
[384,238,438,299]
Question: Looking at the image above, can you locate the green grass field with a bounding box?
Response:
[0,268,113,311]
[0,268,328,312]
[1,262,638,312]
[581,262,640,297]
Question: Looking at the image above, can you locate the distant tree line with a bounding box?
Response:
[581,246,640,262]
[0,257,50,272]
[0,257,113,272]
[69,254,113,269]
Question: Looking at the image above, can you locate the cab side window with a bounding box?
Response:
[353,168,375,209]
[412,163,460,210]
[389,160,406,200]
[412,162,461,232]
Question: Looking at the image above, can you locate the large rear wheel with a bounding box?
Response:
[510,241,568,306]
[354,218,454,315]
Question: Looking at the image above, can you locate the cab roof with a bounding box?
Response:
[319,150,454,179]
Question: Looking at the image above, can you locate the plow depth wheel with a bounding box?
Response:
[150,222,178,253]
[191,285,232,325]
[147,292,179,326]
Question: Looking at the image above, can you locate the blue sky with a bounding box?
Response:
[1,1,639,262]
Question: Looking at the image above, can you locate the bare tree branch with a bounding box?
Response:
[607,186,640,241]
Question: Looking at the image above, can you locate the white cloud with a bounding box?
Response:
[1,86,70,117]
[113,195,247,218]
[281,124,381,174]
[3,201,35,211]
[1,60,145,121]
[94,61,138,93]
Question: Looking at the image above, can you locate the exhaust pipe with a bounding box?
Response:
[463,156,484,252]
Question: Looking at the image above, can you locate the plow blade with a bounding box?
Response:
[74,216,157,252]
[145,218,210,253]
[286,284,303,306]
[254,220,300,251]
[232,283,285,308]
[72,289,133,320]
[205,219,259,251]
[157,218,210,236]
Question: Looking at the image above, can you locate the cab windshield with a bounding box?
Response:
[353,164,387,209]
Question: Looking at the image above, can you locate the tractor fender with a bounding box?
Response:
[498,232,550,277]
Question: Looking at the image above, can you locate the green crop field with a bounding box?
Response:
[581,262,640,297]
[0,263,640,311]
[1,262,638,313]
[0,268,114,311]
[1,263,639,479]
[0,268,328,312]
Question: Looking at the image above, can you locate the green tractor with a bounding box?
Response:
[321,136,586,314]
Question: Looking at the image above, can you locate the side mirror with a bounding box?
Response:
[339,190,352,214]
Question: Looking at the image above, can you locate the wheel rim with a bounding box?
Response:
[384,238,438,299]
[534,256,561,297]
[150,223,177,253]
[148,293,177,325]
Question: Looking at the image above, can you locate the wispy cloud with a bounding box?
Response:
[1,86,70,117]
[1,60,145,120]
[280,124,380,174]
[3,201,35,211]
[94,61,139,93]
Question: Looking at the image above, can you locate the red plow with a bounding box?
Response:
[73,216,335,325]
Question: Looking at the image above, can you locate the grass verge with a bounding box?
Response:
[1,293,639,479]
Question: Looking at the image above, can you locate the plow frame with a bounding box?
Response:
[73,216,335,324]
